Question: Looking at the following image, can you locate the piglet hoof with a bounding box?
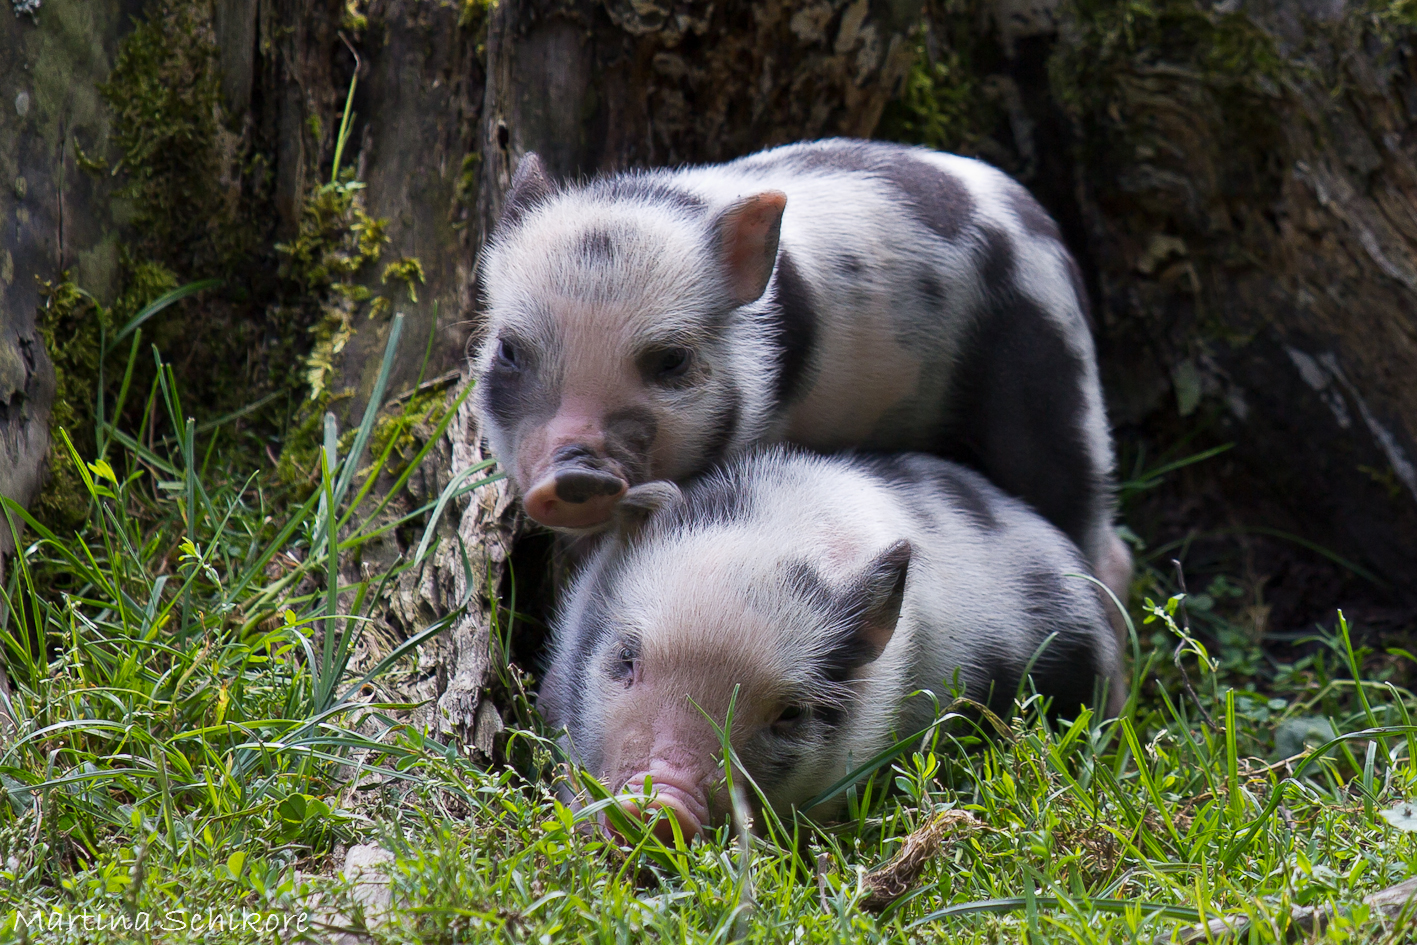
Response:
[524,468,628,529]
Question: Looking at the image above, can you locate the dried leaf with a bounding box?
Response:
[858,809,977,913]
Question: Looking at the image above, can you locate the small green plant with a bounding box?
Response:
[330,606,1417,944]
[877,40,990,155]
[0,317,499,939]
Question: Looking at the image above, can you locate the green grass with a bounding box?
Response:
[3,341,1417,943]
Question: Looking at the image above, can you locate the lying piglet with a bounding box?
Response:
[538,447,1126,842]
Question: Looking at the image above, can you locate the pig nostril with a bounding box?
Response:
[554,469,628,504]
[524,474,622,529]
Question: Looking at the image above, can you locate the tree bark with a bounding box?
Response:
[900,0,1417,619]
[0,1,141,556]
[0,0,146,728]
[1061,0,1417,600]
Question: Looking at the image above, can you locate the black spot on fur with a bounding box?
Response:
[837,254,864,276]
[583,172,707,213]
[1016,568,1108,718]
[785,559,895,685]
[750,742,803,790]
[556,590,619,730]
[481,356,550,431]
[817,626,885,685]
[731,138,887,175]
[604,406,659,482]
[768,249,818,404]
[856,454,1003,532]
[918,272,945,308]
[1021,566,1067,605]
[785,560,840,618]
[1008,185,1061,241]
[978,227,1016,287]
[579,228,615,261]
[813,703,846,731]
[731,139,975,242]
[981,659,1024,721]
[880,155,974,243]
[938,283,1099,548]
[930,464,1003,532]
[663,461,753,532]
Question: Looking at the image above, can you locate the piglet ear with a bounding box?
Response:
[613,481,684,544]
[711,191,787,306]
[498,152,553,231]
[843,540,912,661]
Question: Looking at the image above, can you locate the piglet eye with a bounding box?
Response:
[497,338,519,368]
[618,646,636,684]
[653,347,692,379]
[776,705,807,725]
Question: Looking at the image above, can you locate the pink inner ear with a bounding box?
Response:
[858,610,899,659]
[719,191,787,305]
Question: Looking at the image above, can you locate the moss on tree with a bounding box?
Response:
[98,0,262,276]
[30,0,437,515]
[33,279,112,527]
[876,0,1001,156]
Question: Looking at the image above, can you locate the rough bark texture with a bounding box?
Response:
[899,0,1417,624]
[475,0,923,227]
[321,0,488,416]
[1062,0,1417,600]
[374,390,518,749]
[0,0,141,554]
[0,0,144,721]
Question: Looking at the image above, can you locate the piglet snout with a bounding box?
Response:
[524,461,628,529]
[612,775,711,844]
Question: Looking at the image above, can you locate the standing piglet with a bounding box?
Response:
[473,138,1132,608]
[539,447,1126,841]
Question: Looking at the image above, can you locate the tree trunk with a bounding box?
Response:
[0,0,147,728]
[895,0,1417,627]
[1,1,143,553]
[1060,0,1417,605]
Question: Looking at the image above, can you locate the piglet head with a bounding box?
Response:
[551,536,914,843]
[474,152,789,532]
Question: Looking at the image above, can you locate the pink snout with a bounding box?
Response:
[611,775,712,845]
[523,465,628,530]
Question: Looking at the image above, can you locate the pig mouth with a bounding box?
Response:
[613,771,714,842]
[523,449,631,531]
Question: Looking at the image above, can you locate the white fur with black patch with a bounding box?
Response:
[539,447,1127,822]
[476,138,1127,599]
